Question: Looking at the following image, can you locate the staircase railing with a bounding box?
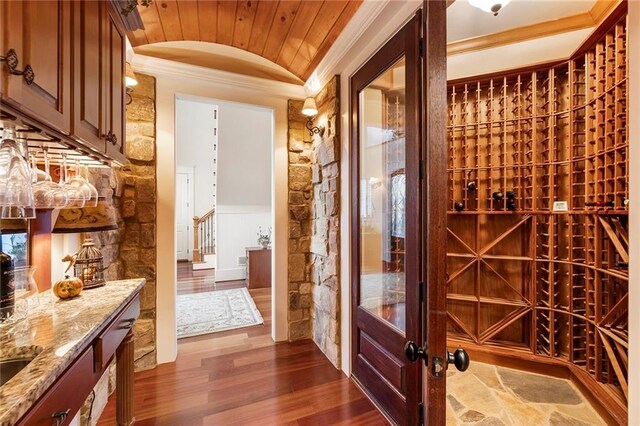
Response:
[193,208,215,262]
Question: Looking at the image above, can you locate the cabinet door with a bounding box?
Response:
[72,0,106,154]
[2,0,72,134]
[104,4,126,164]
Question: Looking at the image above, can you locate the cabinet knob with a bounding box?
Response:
[0,49,35,85]
[103,131,118,145]
[51,408,71,426]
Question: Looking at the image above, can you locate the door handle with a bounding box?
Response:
[447,348,470,372]
[404,341,427,365]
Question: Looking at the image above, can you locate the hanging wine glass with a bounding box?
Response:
[32,149,69,209]
[0,128,35,219]
[65,161,98,207]
[59,154,85,209]
[83,165,99,207]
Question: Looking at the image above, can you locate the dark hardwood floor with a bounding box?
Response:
[98,284,387,425]
[177,262,246,295]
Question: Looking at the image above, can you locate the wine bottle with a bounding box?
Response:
[0,249,15,323]
[454,202,464,212]
[585,201,614,208]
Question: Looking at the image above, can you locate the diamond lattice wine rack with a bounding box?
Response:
[446,8,629,422]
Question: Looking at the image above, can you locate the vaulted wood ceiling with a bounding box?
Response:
[128,0,363,82]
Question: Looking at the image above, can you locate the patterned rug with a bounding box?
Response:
[176,288,264,338]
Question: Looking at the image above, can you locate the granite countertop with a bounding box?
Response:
[0,278,145,426]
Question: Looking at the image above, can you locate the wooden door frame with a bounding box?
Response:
[176,165,195,262]
[422,1,448,425]
[349,11,422,425]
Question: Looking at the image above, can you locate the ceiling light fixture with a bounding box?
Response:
[468,0,511,16]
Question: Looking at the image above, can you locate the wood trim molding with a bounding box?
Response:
[447,0,621,56]
[304,0,389,93]
[131,54,306,99]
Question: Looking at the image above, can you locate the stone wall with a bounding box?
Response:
[287,100,313,341]
[287,76,341,367]
[120,73,157,371]
[309,77,341,367]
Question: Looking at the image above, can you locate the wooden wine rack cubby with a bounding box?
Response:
[446,8,629,423]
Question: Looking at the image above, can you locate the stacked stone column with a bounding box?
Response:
[287,76,341,368]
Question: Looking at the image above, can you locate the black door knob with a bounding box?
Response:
[447,348,469,372]
[404,341,427,364]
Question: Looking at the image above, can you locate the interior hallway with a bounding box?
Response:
[98,288,387,425]
[99,272,607,425]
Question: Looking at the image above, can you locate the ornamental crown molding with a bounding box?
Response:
[131,54,306,100]
[306,0,389,93]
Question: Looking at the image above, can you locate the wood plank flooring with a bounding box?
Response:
[98,284,387,425]
[177,262,246,295]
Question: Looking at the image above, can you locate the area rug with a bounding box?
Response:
[176,288,264,338]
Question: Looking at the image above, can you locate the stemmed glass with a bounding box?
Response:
[59,154,86,208]
[32,149,70,209]
[66,160,98,207]
[0,128,35,219]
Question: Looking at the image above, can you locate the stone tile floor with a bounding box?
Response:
[446,362,606,425]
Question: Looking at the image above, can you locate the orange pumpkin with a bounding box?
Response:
[53,275,83,299]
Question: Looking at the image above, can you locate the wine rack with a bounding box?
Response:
[446,10,629,419]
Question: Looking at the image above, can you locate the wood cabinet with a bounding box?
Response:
[16,294,141,426]
[1,0,72,135]
[72,0,106,154]
[246,247,272,288]
[1,0,128,164]
[104,3,127,164]
[17,348,96,426]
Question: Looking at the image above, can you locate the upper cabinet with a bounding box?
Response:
[104,4,126,164]
[72,0,106,154]
[1,0,128,165]
[1,0,72,135]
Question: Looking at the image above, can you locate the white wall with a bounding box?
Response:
[216,205,271,281]
[447,28,593,80]
[176,99,217,217]
[51,233,81,281]
[132,55,304,362]
[627,3,639,424]
[217,102,272,207]
[215,100,273,280]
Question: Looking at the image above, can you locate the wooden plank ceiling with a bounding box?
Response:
[129,0,363,81]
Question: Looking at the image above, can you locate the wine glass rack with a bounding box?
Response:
[446,11,629,421]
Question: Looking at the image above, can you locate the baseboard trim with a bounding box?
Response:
[215,267,246,282]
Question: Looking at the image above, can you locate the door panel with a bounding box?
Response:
[73,0,106,152]
[2,0,72,134]
[105,4,126,163]
[351,12,422,426]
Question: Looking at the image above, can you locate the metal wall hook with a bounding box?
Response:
[0,49,36,85]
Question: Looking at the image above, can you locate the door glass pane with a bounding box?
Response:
[359,57,406,333]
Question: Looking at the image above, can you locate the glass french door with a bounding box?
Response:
[350,12,422,426]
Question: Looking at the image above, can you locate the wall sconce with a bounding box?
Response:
[125,62,138,105]
[302,97,324,137]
